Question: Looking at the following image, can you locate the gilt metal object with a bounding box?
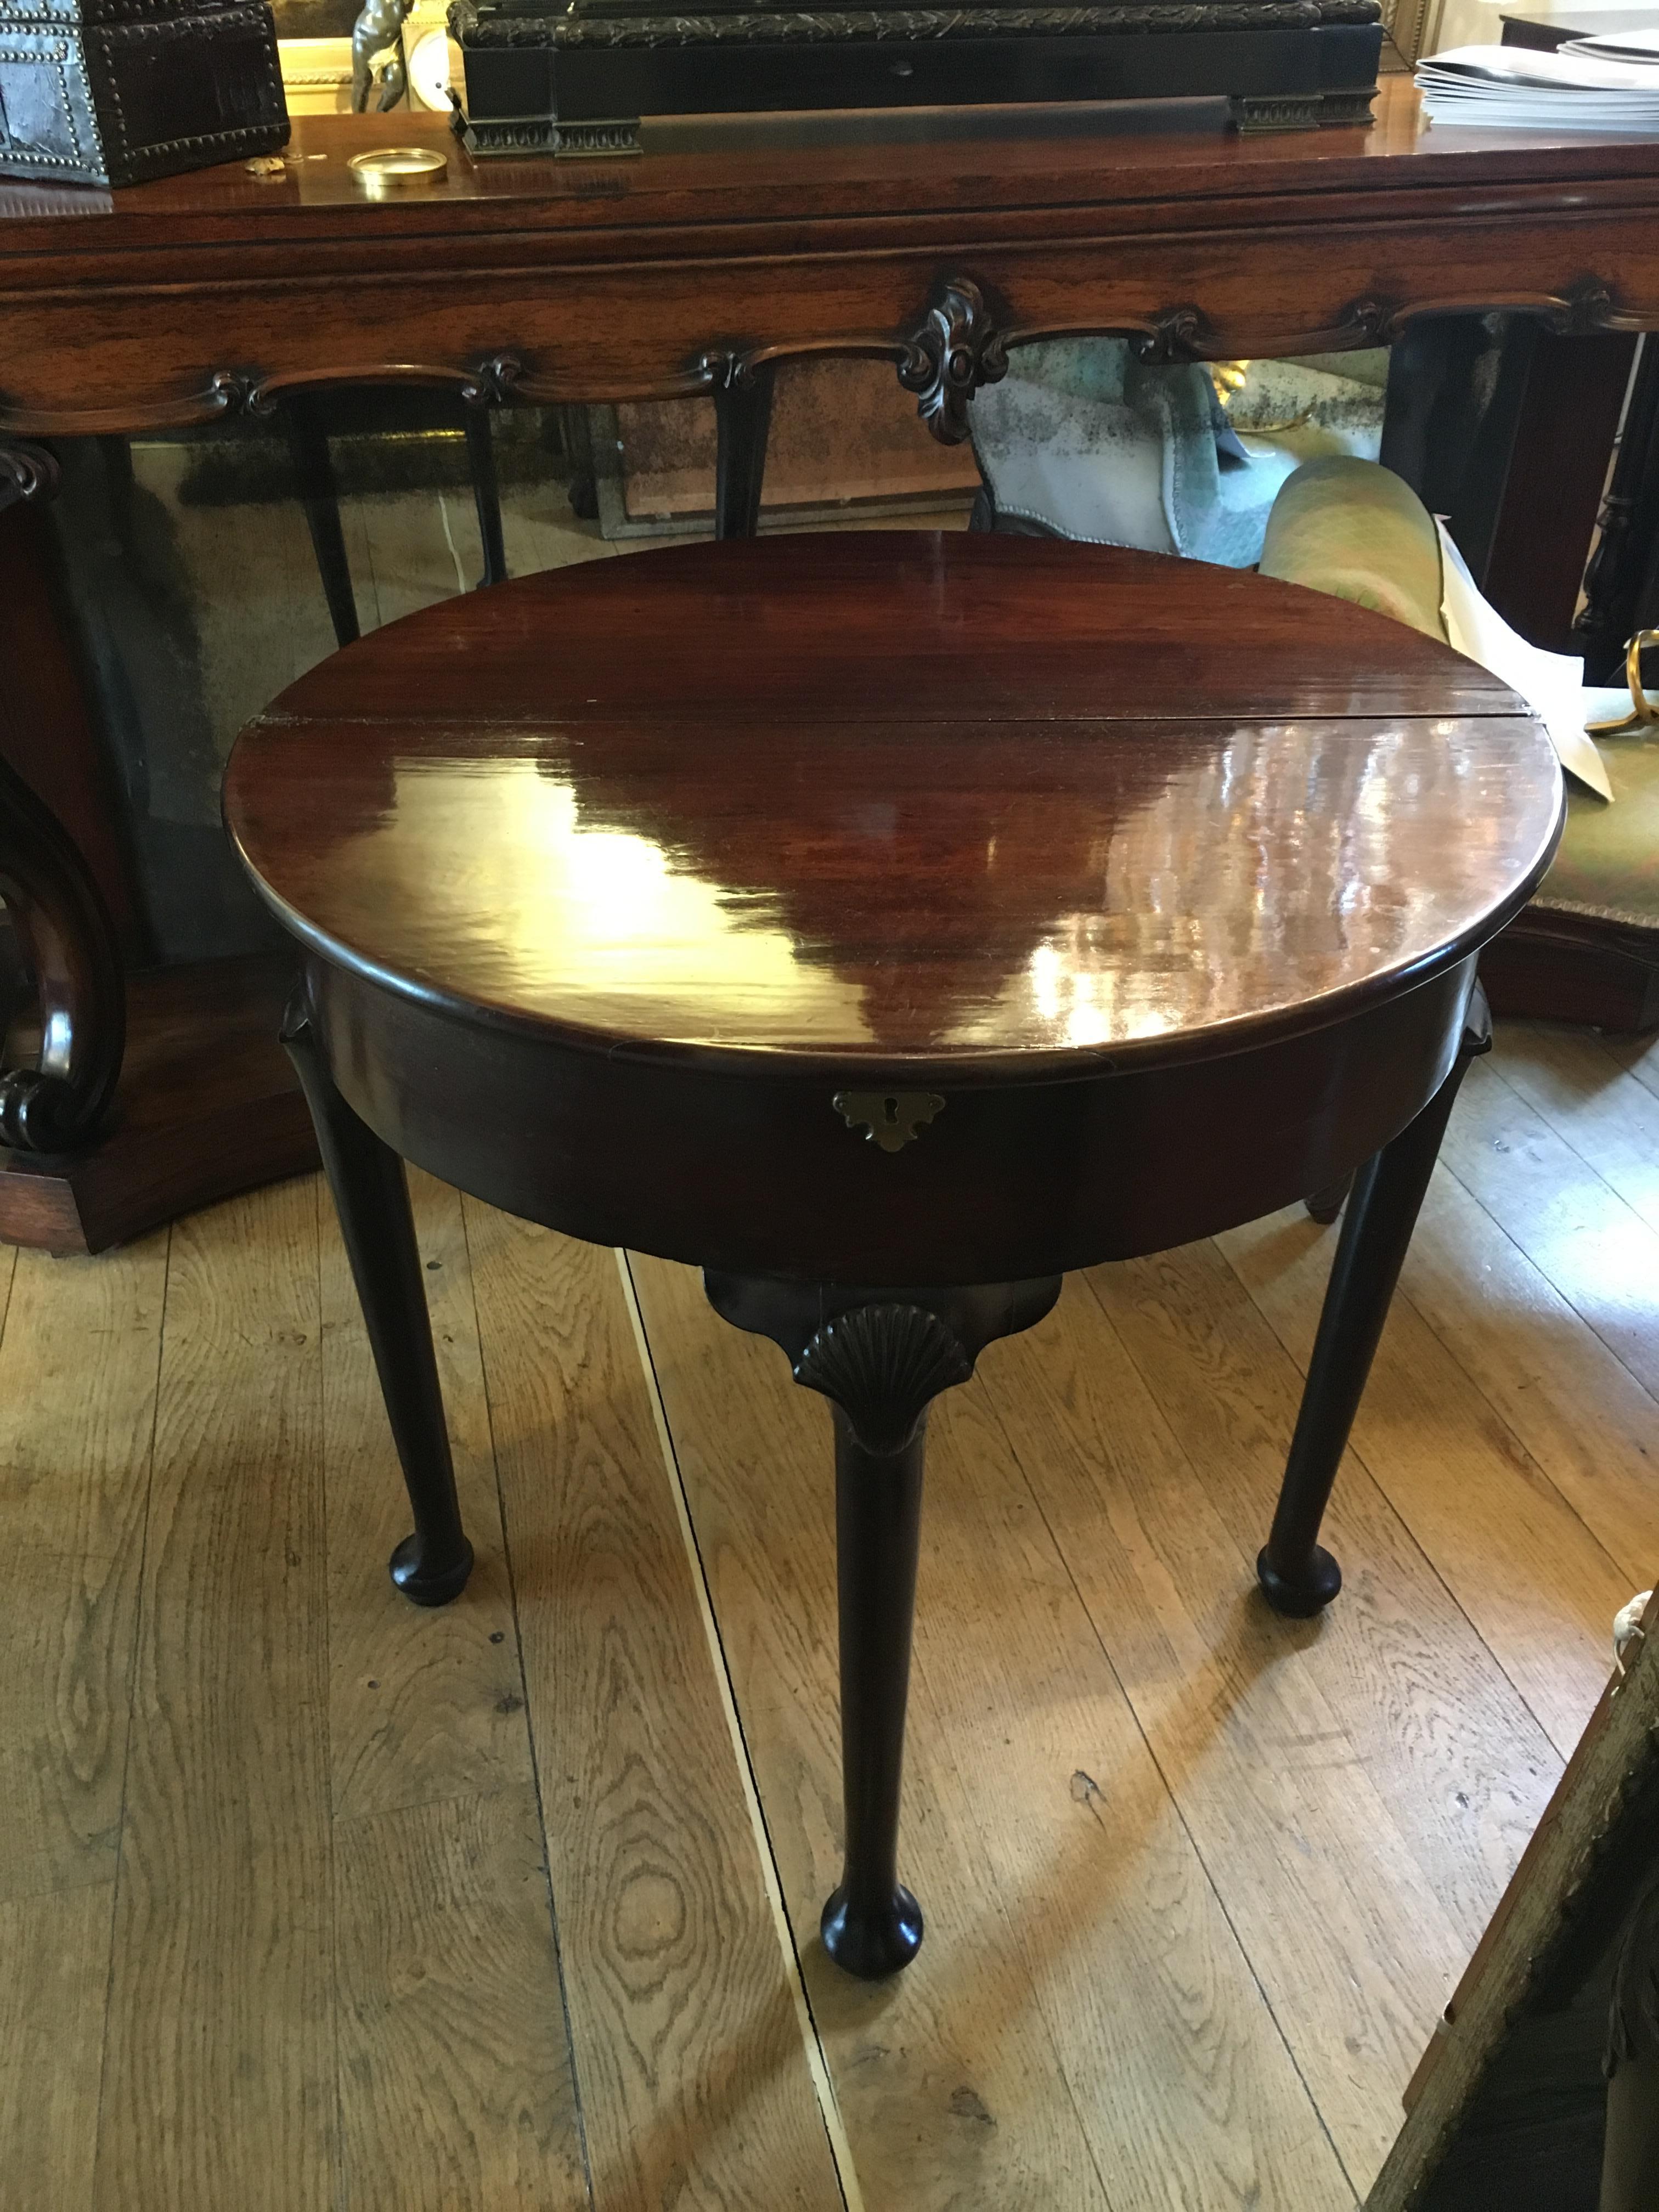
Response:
[833,1089,947,1153]
[1587,628,1659,739]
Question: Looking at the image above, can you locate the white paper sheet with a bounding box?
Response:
[1436,522,1613,800]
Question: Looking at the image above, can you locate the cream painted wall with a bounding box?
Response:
[1423,0,1651,54]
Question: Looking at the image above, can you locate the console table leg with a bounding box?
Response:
[1259,983,1492,1617]
[713,363,775,540]
[285,398,360,650]
[823,1401,927,1978]
[703,1270,1061,1975]
[1304,1172,1353,1225]
[282,997,473,1606]
[462,404,509,588]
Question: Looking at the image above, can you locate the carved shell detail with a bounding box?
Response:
[793,1303,973,1452]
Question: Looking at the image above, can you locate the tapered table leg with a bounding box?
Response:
[706,1272,1062,1976]
[1259,985,1492,1616]
[823,1401,927,1976]
[283,997,472,1606]
[462,404,509,588]
[1304,1173,1352,1225]
[285,398,360,650]
[713,363,775,540]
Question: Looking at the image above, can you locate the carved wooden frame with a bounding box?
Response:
[0,436,126,1150]
[0,266,1643,449]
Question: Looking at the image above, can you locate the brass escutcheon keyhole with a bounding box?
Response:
[832,1089,946,1154]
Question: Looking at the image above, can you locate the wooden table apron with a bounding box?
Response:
[307,948,1479,1286]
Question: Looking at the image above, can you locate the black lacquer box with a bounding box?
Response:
[0,0,289,187]
[448,0,1384,157]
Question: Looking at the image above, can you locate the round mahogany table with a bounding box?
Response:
[225,532,1562,1981]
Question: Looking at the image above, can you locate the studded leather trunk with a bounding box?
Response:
[0,0,288,187]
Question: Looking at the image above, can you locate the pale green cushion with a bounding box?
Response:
[1260,456,1658,933]
[1537,737,1659,928]
[1259,455,1448,642]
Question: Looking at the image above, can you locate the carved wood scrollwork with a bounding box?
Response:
[1125,304,1207,364]
[460,353,526,409]
[1,268,1642,449]
[0,443,126,1154]
[205,354,534,419]
[695,276,1012,445]
[895,278,1011,444]
[1377,276,1635,340]
[0,753,126,1152]
[0,353,557,440]
[0,439,60,506]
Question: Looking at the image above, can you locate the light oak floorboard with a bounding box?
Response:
[1497,1020,1659,1236]
[501,490,620,577]
[464,1206,842,2212]
[1209,1212,1624,1757]
[996,1276,1512,2191]
[1440,1052,1659,1402]
[6,1010,1651,2210]
[0,1883,117,2210]
[94,1181,337,2212]
[1376,1164,1659,1590]
[359,488,482,629]
[324,1168,589,2203]
[334,1786,589,2210]
[1087,1235,1571,1865]
[323,1166,532,1822]
[0,1235,166,1904]
[921,1381,1354,2210]
[1602,1022,1659,1105]
[632,1252,1351,2212]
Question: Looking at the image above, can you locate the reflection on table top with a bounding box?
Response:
[224,533,1562,1076]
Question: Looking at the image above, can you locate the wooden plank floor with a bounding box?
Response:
[2,1014,1654,2208]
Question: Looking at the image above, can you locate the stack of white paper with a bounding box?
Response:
[1415,43,1659,129]
[1436,525,1612,799]
[1563,26,1659,64]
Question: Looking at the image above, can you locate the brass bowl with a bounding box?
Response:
[347,146,448,198]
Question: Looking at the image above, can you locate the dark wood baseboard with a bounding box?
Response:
[1480,908,1659,1035]
[0,950,317,1255]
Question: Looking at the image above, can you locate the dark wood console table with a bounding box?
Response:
[1,80,1654,1248]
